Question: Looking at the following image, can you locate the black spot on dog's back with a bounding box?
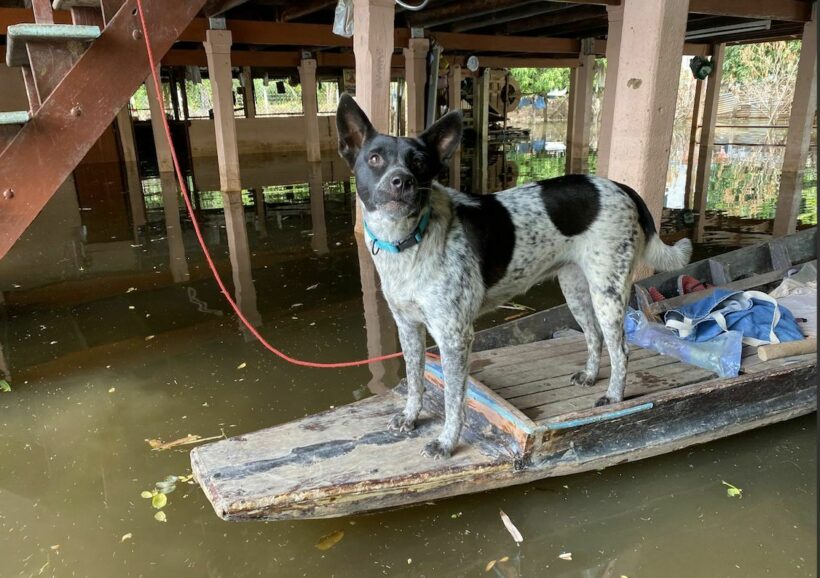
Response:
[538,174,600,236]
[456,196,515,288]
[611,180,657,240]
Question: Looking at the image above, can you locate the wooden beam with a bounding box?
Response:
[773,10,817,236]
[429,31,580,54]
[406,0,542,28]
[0,7,71,31]
[684,78,705,209]
[282,0,337,22]
[448,55,581,69]
[505,6,602,35]
[162,49,402,69]
[688,0,812,22]
[693,43,725,242]
[203,0,249,17]
[451,4,570,33]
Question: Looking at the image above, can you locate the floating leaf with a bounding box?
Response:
[485,560,496,572]
[722,480,743,498]
[0,380,10,393]
[155,482,176,495]
[177,474,194,483]
[144,335,155,341]
[151,493,167,509]
[306,283,319,291]
[145,432,224,451]
[154,511,167,523]
[315,530,344,550]
[121,533,132,543]
[558,552,572,561]
[236,362,247,370]
[499,510,523,544]
[140,491,153,499]
[499,557,509,563]
[108,387,116,393]
[450,512,462,519]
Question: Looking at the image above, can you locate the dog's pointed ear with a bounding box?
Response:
[419,110,463,164]
[336,93,375,168]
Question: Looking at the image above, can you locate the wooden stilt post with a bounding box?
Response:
[693,43,724,242]
[242,66,255,119]
[253,188,267,239]
[299,58,322,162]
[472,68,490,193]
[597,4,623,177]
[146,67,190,283]
[448,63,462,190]
[684,79,704,209]
[598,0,689,278]
[773,9,817,237]
[404,36,429,137]
[205,26,262,328]
[566,40,594,174]
[352,0,395,233]
[308,162,329,255]
[115,106,147,237]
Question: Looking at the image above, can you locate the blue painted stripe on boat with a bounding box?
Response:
[543,402,655,430]
[424,361,535,434]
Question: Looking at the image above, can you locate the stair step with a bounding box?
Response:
[0,111,31,125]
[53,0,101,9]
[6,24,101,67]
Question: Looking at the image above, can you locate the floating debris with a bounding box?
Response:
[315,530,344,550]
[0,380,10,393]
[146,432,225,451]
[722,480,743,498]
[236,362,247,370]
[120,533,132,543]
[558,552,572,561]
[499,510,523,545]
[154,511,167,523]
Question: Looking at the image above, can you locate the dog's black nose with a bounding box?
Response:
[390,174,414,194]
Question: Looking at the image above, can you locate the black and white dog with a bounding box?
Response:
[336,94,692,459]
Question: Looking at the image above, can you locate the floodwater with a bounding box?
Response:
[0,121,816,577]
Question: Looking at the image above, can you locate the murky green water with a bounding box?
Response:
[0,123,816,577]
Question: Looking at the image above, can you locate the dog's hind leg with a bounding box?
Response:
[557,265,603,387]
[421,331,473,459]
[388,317,427,433]
[586,261,634,407]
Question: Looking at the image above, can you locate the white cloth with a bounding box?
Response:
[769,262,817,338]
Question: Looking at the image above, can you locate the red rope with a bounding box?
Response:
[134,0,409,368]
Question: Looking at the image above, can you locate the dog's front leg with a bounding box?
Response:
[388,317,427,432]
[421,331,473,459]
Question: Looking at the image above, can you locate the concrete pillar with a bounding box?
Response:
[404,37,429,137]
[597,4,624,177]
[773,10,817,237]
[472,69,490,193]
[352,0,395,233]
[684,78,705,209]
[448,64,462,190]
[115,106,147,235]
[147,69,189,283]
[693,43,724,242]
[299,58,322,162]
[242,66,255,119]
[205,28,261,328]
[566,46,595,174]
[598,0,690,268]
[307,162,329,255]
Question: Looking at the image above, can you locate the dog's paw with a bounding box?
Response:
[387,412,416,433]
[595,395,621,407]
[420,439,453,459]
[570,371,597,387]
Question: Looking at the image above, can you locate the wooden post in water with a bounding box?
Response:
[472,68,490,193]
[205,26,262,328]
[115,106,147,237]
[597,3,624,177]
[242,66,256,119]
[404,37,429,137]
[566,41,594,175]
[299,58,322,162]
[352,0,395,234]
[773,9,817,237]
[448,63,462,191]
[684,78,705,209]
[146,68,190,283]
[693,43,725,243]
[307,162,329,255]
[597,0,689,278]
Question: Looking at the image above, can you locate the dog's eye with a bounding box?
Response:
[411,157,424,171]
[368,153,382,166]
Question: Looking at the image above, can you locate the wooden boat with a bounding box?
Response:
[191,227,817,521]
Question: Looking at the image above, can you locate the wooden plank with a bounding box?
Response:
[707,258,730,285]
[0,8,71,31]
[512,354,687,414]
[448,55,581,69]
[768,237,793,269]
[0,0,208,260]
[429,30,581,54]
[688,0,812,22]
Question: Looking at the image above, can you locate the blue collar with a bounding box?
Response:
[363,208,432,255]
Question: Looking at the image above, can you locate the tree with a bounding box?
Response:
[509,67,570,94]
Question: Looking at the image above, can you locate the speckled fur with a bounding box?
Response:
[337,96,691,458]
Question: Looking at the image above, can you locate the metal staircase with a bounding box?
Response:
[0,0,208,260]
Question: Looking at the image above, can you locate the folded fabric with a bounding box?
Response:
[664,289,804,346]
[769,262,817,338]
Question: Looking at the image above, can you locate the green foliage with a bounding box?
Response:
[722,41,801,86]
[509,67,570,95]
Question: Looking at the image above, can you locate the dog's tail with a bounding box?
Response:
[643,235,693,272]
